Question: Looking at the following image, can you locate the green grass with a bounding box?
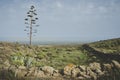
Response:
[89,38,120,54]
[0,42,93,70]
[0,38,120,79]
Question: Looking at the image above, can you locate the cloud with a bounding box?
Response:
[0,0,120,41]
[98,6,107,13]
[56,1,63,8]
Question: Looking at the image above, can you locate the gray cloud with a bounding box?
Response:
[0,0,120,41]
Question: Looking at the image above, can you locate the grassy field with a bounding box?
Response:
[0,38,120,69]
[0,42,93,70]
[0,38,120,80]
[89,38,120,54]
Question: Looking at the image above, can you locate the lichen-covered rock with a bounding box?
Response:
[64,64,76,76]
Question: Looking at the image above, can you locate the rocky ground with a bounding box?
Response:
[0,60,120,80]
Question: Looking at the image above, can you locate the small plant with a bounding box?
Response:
[37,52,46,59]
[11,53,25,67]
[24,56,34,68]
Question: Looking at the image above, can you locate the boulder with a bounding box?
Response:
[36,70,45,77]
[89,62,101,71]
[15,68,27,77]
[103,63,112,73]
[78,65,89,78]
[4,60,10,67]
[79,71,88,78]
[53,70,60,77]
[18,66,26,70]
[8,65,27,77]
[8,65,17,72]
[28,67,37,71]
[79,65,86,71]
[41,66,55,76]
[25,67,45,77]
[78,76,85,80]
[112,60,120,68]
[25,67,37,76]
[64,64,76,76]
[86,67,97,80]
[89,62,104,76]
[71,68,80,77]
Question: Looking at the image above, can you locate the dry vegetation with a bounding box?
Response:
[0,38,120,80]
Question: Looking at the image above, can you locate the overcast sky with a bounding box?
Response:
[0,0,120,42]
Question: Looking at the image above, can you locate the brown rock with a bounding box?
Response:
[53,70,60,77]
[71,68,80,77]
[42,66,55,76]
[29,67,37,71]
[79,71,87,77]
[78,76,85,80]
[89,62,104,76]
[4,60,10,67]
[8,65,17,72]
[89,62,101,71]
[25,67,45,77]
[25,67,37,77]
[103,63,112,71]
[18,66,26,70]
[15,69,27,77]
[86,67,97,80]
[64,64,76,76]
[79,65,86,71]
[36,70,45,77]
[112,60,120,68]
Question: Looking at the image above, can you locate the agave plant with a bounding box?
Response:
[24,56,34,68]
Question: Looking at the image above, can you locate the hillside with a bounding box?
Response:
[89,38,120,54]
[0,38,120,80]
[0,42,91,69]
